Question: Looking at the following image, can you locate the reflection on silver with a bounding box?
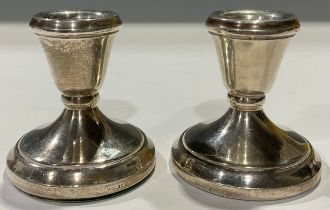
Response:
[6,10,155,200]
[172,10,321,200]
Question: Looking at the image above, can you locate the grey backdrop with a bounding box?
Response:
[0,0,329,23]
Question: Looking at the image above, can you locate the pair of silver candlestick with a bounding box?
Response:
[6,10,321,201]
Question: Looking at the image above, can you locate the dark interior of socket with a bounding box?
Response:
[43,11,108,21]
[221,10,287,22]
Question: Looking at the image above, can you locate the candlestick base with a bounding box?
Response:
[7,108,155,200]
[172,108,321,200]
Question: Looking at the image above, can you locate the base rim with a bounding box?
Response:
[171,126,322,200]
[6,132,156,200]
[172,158,321,200]
[6,159,155,200]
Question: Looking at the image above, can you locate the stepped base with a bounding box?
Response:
[172,108,321,200]
[7,108,155,200]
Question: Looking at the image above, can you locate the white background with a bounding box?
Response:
[0,23,329,210]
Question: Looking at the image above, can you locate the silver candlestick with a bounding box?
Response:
[171,10,321,200]
[6,10,155,200]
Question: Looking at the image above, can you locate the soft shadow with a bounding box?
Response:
[1,174,58,210]
[281,163,330,207]
[288,104,330,141]
[1,151,168,209]
[194,99,228,120]
[169,156,328,210]
[98,99,137,120]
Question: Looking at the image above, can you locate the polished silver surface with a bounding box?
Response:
[206,10,300,39]
[172,10,321,200]
[6,10,155,200]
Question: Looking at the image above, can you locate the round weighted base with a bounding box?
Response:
[6,108,156,200]
[171,109,321,200]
